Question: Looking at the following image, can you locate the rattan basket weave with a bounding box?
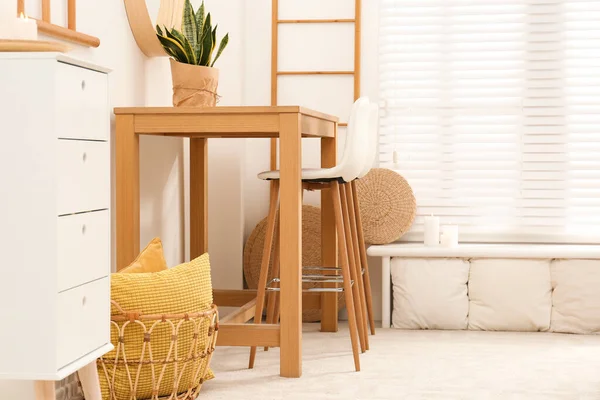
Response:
[355,168,416,244]
[243,205,344,322]
[97,301,218,400]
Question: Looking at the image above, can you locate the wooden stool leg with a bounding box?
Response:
[264,224,280,351]
[273,257,281,325]
[268,233,282,330]
[351,180,376,335]
[249,180,280,369]
[346,182,370,349]
[340,183,367,353]
[331,181,360,371]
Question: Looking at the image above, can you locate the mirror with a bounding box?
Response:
[124,0,184,57]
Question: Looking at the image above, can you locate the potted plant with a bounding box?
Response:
[156,0,229,107]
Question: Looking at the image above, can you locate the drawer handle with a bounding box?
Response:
[81,80,86,91]
[82,224,86,234]
[82,152,87,162]
[82,296,87,306]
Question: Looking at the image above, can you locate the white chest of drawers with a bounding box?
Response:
[0,53,113,380]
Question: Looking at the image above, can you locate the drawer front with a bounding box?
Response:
[56,62,109,141]
[57,277,110,369]
[57,139,110,215]
[57,210,110,292]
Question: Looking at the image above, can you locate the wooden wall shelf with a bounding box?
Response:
[17,0,100,48]
[35,19,100,48]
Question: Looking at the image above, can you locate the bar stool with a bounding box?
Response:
[347,103,379,336]
[258,101,380,360]
[249,97,372,372]
[258,104,379,358]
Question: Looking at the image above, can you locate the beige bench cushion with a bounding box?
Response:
[468,258,552,332]
[551,259,600,334]
[392,258,469,330]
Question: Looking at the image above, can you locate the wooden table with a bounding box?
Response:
[114,106,339,378]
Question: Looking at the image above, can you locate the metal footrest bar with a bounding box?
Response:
[269,276,345,284]
[303,266,342,272]
[302,274,344,281]
[265,278,352,293]
[265,287,345,293]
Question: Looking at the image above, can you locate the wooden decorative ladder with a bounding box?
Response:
[269,0,362,169]
[268,0,362,331]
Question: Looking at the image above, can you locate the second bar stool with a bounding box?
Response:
[347,102,380,337]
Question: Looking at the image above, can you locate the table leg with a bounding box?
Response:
[190,138,208,258]
[278,113,302,377]
[321,133,338,332]
[116,114,140,271]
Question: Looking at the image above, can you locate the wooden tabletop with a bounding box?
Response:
[114,106,339,138]
[114,106,339,123]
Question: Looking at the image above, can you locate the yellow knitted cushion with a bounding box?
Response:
[99,253,215,400]
[119,237,168,273]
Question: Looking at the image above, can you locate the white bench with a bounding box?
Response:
[368,243,600,331]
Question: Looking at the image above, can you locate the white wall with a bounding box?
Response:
[242,0,383,321]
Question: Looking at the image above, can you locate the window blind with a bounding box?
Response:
[379,0,600,243]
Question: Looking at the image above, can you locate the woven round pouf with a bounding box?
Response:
[355,168,416,244]
[244,205,344,322]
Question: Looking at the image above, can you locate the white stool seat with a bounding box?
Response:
[257,97,372,182]
[250,97,379,371]
[257,168,347,182]
[258,102,380,182]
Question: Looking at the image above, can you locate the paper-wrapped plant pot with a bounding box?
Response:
[243,205,344,322]
[355,168,417,244]
[170,59,219,107]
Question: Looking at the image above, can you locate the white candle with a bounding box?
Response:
[0,15,16,39]
[0,13,38,40]
[0,2,17,21]
[424,215,440,246]
[13,13,38,41]
[440,225,459,247]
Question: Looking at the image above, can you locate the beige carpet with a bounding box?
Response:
[201,323,600,399]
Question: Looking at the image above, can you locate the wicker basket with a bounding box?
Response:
[97,301,219,400]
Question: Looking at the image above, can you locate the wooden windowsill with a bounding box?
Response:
[367,242,600,259]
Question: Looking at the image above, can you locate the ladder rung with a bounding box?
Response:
[277,71,355,76]
[278,19,355,24]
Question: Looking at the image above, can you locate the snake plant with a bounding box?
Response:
[156,0,229,67]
